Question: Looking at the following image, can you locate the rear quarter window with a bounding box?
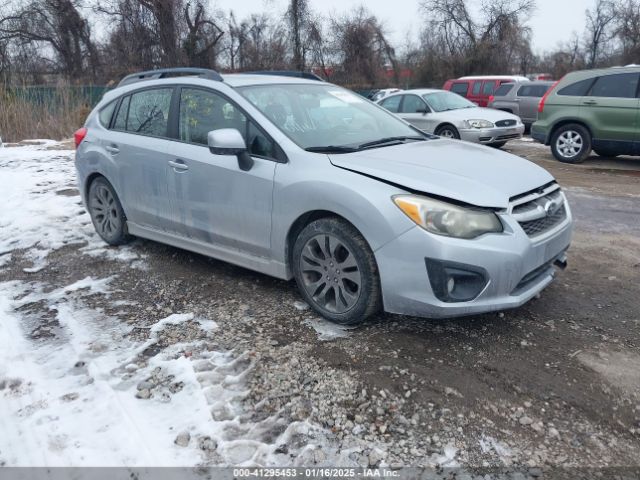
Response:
[98,101,117,128]
[557,78,595,96]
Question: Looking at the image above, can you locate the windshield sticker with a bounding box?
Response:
[327,90,364,104]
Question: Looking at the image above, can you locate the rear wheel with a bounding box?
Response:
[88,177,131,246]
[435,125,460,139]
[292,217,381,325]
[593,149,620,158]
[551,124,592,164]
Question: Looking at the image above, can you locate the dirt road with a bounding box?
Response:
[1,139,638,472]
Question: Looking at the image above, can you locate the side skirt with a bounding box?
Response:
[127,222,288,280]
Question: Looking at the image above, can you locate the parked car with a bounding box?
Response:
[532,65,640,163]
[75,68,572,325]
[443,76,530,106]
[377,89,524,148]
[488,81,554,128]
[370,88,403,102]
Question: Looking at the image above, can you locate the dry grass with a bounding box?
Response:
[0,86,91,143]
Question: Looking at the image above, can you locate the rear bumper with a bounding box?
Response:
[530,124,549,144]
[459,125,525,144]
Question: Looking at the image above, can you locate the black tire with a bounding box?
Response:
[593,149,620,158]
[292,217,381,325]
[488,141,507,149]
[550,123,592,164]
[87,176,131,246]
[435,124,460,139]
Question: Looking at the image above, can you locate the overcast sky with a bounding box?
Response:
[213,0,592,53]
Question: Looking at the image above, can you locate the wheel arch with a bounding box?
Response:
[435,123,459,135]
[548,119,594,146]
[84,172,130,221]
[285,210,360,273]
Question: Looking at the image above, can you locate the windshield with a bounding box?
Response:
[238,84,424,150]
[423,91,476,112]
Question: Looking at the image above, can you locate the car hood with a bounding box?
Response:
[329,139,554,208]
[431,107,520,122]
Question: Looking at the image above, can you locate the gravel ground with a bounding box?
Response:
[1,139,639,472]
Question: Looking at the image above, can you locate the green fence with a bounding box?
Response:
[4,86,110,110]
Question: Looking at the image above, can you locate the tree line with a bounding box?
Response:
[0,0,638,89]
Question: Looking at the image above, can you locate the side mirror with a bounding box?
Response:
[417,108,430,115]
[208,128,253,171]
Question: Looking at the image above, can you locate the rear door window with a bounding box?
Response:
[588,73,640,98]
[472,81,482,95]
[380,95,402,113]
[126,88,173,137]
[112,96,130,130]
[451,82,469,96]
[400,95,428,113]
[495,84,514,96]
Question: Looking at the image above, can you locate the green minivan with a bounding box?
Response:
[532,66,640,163]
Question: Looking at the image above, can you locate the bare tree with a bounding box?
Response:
[0,0,99,80]
[614,0,640,64]
[329,6,397,87]
[419,0,535,80]
[585,0,618,67]
[183,1,224,67]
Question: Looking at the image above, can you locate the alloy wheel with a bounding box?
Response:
[89,184,121,238]
[556,130,583,159]
[299,234,362,313]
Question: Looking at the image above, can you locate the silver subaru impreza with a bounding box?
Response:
[74,68,572,324]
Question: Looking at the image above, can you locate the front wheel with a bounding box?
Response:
[488,141,507,149]
[88,177,131,246]
[292,217,381,325]
[551,124,592,163]
[435,125,460,139]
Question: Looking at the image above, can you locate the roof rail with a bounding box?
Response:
[242,70,324,81]
[118,67,223,87]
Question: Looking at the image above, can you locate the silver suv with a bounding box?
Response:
[75,68,573,324]
[488,81,554,128]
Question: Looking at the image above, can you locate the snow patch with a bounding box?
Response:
[302,317,355,341]
[0,143,145,271]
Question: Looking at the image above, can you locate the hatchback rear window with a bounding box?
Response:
[494,84,514,96]
[557,78,595,96]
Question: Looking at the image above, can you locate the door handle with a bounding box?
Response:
[105,144,119,154]
[168,160,189,171]
[583,100,598,105]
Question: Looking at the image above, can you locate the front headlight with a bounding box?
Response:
[393,195,503,239]
[464,119,494,129]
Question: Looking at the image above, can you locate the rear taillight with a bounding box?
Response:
[74,127,87,148]
[488,95,495,104]
[538,79,562,114]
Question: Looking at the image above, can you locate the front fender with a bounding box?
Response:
[271,157,416,277]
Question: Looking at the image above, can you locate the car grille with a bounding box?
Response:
[510,185,568,238]
[519,204,567,236]
[496,119,517,127]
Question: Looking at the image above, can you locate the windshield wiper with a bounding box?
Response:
[358,136,426,150]
[305,145,359,153]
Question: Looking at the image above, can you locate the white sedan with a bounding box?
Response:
[377,88,524,148]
